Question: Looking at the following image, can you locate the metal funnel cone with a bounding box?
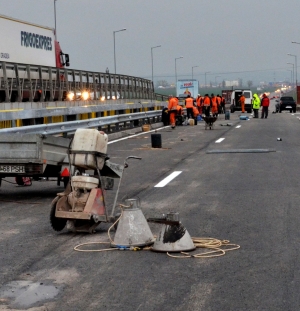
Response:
[151,212,196,253]
[111,199,155,248]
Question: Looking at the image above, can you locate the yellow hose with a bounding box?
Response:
[167,237,240,259]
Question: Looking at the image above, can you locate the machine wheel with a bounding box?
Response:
[50,199,67,232]
[293,107,296,113]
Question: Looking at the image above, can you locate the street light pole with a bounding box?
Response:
[175,56,183,84]
[287,69,292,86]
[151,45,161,83]
[288,50,298,103]
[113,28,126,74]
[287,62,295,89]
[204,71,210,87]
[192,66,199,80]
[54,0,57,40]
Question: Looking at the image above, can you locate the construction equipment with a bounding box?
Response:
[148,212,196,252]
[203,116,217,130]
[111,198,155,248]
[50,128,141,233]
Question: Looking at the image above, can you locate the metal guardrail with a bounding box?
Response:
[0,61,157,102]
[0,111,162,135]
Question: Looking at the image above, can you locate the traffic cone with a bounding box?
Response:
[149,212,195,253]
[111,199,155,248]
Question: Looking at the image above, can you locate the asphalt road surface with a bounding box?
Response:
[1,98,300,311]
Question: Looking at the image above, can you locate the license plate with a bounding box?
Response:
[286,106,292,108]
[0,165,25,173]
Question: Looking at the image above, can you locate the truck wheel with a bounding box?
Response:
[293,107,296,113]
[50,198,67,232]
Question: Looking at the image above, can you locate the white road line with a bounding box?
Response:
[108,126,168,144]
[236,125,241,128]
[215,138,225,143]
[154,171,182,187]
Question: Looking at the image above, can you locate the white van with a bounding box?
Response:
[230,90,252,113]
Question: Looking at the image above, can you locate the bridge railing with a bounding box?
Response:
[0,61,158,103]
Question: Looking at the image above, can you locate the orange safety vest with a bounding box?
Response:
[168,97,177,111]
[196,97,202,107]
[185,97,194,108]
[176,105,183,115]
[239,96,245,104]
[192,106,199,117]
[211,97,218,113]
[203,97,211,106]
[216,97,221,106]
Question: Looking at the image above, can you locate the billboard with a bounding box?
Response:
[0,15,56,67]
[176,79,199,98]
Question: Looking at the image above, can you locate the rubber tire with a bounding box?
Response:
[293,108,296,113]
[50,199,67,232]
[15,176,24,186]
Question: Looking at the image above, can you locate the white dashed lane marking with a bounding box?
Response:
[154,171,182,187]
[215,138,225,143]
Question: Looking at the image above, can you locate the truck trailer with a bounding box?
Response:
[0,134,70,187]
[0,14,69,102]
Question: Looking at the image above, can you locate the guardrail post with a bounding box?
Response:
[14,64,22,102]
[2,62,10,102]
[26,65,34,102]
[49,67,54,102]
[38,66,44,102]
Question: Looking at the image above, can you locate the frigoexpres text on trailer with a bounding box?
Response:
[21,31,52,51]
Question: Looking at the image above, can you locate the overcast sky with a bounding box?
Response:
[1,0,300,85]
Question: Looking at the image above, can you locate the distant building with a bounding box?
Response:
[224,80,239,87]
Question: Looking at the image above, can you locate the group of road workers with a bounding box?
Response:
[163,93,226,128]
[163,92,271,128]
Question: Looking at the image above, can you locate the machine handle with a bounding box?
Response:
[124,156,142,168]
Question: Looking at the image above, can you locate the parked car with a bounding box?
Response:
[275,96,296,113]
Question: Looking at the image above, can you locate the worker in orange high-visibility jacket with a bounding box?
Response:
[185,94,194,119]
[192,104,199,125]
[202,94,211,117]
[176,102,184,125]
[168,95,178,129]
[211,93,218,117]
[196,94,203,115]
[216,95,222,114]
[239,93,246,113]
[221,96,226,114]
